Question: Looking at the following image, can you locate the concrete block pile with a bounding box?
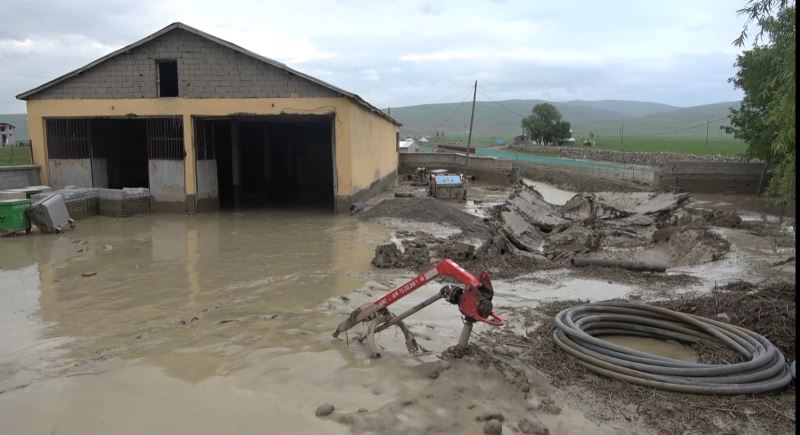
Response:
[30,187,151,219]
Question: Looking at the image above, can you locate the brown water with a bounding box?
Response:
[0,210,638,434]
[602,336,698,362]
[0,211,399,434]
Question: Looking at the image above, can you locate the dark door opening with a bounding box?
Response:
[210,115,334,209]
[92,119,149,188]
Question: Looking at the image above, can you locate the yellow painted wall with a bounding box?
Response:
[24,97,395,201]
[347,101,399,194]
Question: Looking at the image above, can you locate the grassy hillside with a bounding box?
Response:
[563,100,677,118]
[0,114,28,142]
[390,99,745,156]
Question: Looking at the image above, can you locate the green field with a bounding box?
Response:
[392,99,749,156]
[590,136,747,156]
[0,146,33,166]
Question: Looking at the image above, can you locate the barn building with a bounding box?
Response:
[17,23,400,212]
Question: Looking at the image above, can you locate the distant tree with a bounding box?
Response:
[521,103,572,145]
[725,0,795,203]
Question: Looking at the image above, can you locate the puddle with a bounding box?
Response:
[522,179,576,205]
[601,335,698,362]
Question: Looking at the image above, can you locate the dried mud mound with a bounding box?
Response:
[663,227,731,266]
[481,280,796,435]
[358,197,492,240]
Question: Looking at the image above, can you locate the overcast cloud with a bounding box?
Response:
[0,0,748,112]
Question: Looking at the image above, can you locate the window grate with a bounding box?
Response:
[45,118,92,159]
[146,117,184,160]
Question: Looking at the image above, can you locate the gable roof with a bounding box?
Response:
[16,22,400,126]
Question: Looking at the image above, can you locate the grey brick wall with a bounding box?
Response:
[29,29,339,100]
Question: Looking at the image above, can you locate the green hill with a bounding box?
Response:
[0,114,28,142]
[389,99,738,139]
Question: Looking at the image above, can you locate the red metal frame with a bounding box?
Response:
[335,259,503,338]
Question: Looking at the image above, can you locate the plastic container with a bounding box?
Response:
[0,198,32,234]
[26,193,74,233]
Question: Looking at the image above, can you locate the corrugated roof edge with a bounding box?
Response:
[16,22,401,126]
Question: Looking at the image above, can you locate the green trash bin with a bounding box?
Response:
[0,198,31,234]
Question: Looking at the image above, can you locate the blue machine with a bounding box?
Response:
[434,175,463,186]
[429,171,466,201]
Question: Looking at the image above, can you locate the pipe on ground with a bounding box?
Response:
[570,255,667,273]
[553,302,793,394]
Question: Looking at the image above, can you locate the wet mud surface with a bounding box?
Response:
[0,182,795,434]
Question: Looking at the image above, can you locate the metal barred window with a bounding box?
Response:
[193,119,216,160]
[146,117,184,160]
[45,119,92,159]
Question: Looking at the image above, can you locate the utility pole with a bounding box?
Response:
[705,120,710,146]
[465,80,477,171]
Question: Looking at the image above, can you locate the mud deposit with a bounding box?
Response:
[0,181,795,435]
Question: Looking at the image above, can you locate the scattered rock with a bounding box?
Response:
[315,404,335,417]
[483,420,503,435]
[540,398,561,415]
[81,272,97,277]
[476,412,505,422]
[103,244,113,251]
[401,399,416,407]
[518,418,549,435]
[371,243,404,268]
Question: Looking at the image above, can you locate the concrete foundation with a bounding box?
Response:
[195,160,219,211]
[91,158,109,188]
[148,159,186,211]
[345,169,397,211]
[48,159,92,189]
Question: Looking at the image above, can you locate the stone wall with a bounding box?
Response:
[508,145,753,166]
[0,165,40,190]
[656,161,767,194]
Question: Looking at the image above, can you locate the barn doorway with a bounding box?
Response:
[196,115,335,210]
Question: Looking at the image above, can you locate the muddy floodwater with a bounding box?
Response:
[1,211,402,434]
[0,184,795,435]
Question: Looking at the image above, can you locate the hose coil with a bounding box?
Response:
[553,302,793,394]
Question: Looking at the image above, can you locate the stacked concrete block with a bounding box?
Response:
[30,187,151,219]
[98,188,150,217]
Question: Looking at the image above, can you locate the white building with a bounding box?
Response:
[398,139,419,153]
[0,123,15,146]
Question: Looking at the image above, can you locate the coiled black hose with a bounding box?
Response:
[553,302,793,394]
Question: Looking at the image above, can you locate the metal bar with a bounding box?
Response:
[457,321,473,347]
[373,293,445,335]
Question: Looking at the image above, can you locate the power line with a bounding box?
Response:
[431,87,476,133]
[477,90,528,118]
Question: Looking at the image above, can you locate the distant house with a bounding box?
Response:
[417,136,429,143]
[513,135,528,146]
[398,139,418,153]
[0,123,15,146]
[559,137,577,146]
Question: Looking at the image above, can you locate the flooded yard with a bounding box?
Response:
[0,182,794,434]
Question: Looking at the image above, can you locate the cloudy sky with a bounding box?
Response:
[1,0,749,113]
